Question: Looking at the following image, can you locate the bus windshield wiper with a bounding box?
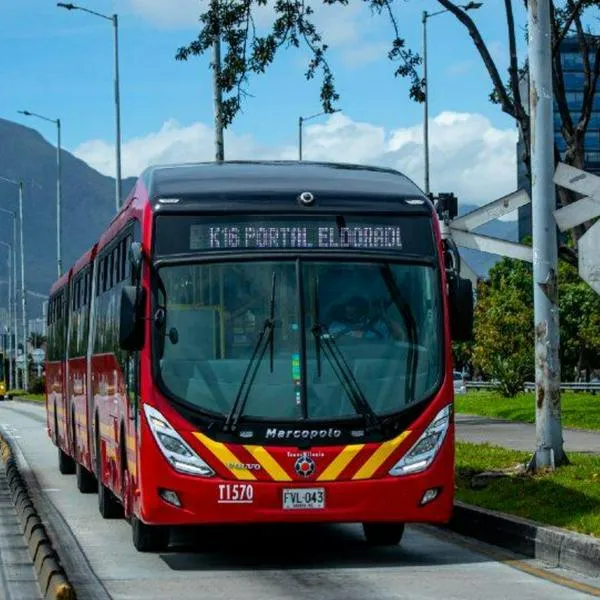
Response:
[223,272,276,432]
[380,264,418,404]
[311,299,379,429]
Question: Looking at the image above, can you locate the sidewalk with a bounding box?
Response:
[455,413,600,454]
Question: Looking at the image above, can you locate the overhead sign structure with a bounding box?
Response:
[439,189,533,284]
[553,163,600,294]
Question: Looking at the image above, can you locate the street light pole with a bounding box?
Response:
[18,182,28,392]
[298,117,304,161]
[422,11,430,195]
[422,2,483,195]
[18,110,62,277]
[298,110,341,161]
[528,0,564,469]
[0,241,13,390]
[57,2,122,212]
[0,207,17,390]
[0,177,28,391]
[113,13,122,210]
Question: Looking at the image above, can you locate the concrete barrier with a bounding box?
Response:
[0,431,76,600]
[447,501,600,578]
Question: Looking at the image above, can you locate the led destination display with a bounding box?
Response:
[154,215,435,256]
[193,224,403,250]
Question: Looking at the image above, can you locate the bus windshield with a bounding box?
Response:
[155,260,442,422]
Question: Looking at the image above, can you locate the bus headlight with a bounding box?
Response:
[388,405,451,476]
[144,405,215,477]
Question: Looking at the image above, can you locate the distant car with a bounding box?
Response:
[453,371,467,395]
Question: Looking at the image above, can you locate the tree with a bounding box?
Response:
[176,1,599,244]
[471,258,534,397]
[28,333,46,349]
[558,260,600,379]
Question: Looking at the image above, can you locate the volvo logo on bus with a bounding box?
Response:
[265,427,342,440]
[298,191,315,206]
[295,454,316,478]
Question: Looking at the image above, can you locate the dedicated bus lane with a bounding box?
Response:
[0,400,598,600]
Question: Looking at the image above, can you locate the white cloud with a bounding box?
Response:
[74,111,517,210]
[123,0,202,28]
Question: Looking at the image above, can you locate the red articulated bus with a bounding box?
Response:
[46,161,473,552]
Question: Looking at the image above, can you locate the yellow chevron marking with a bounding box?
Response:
[193,432,256,481]
[352,431,412,480]
[99,423,112,439]
[244,445,292,482]
[317,444,365,481]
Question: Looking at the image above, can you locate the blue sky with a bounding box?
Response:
[0,0,532,205]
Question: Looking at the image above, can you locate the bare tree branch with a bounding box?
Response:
[436,0,516,118]
[553,0,587,54]
[550,1,575,141]
[505,0,527,125]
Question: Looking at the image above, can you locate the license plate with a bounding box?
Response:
[282,488,325,510]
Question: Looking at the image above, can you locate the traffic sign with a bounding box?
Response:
[578,220,600,294]
[31,349,45,364]
[441,188,533,264]
[553,163,600,295]
[553,163,600,231]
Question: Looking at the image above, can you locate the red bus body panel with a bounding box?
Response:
[46,164,456,533]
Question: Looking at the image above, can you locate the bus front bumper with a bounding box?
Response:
[136,442,454,526]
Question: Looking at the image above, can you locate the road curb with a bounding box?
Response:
[447,500,600,578]
[0,430,76,600]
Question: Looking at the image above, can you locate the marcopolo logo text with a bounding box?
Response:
[265,428,342,440]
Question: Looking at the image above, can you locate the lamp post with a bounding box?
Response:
[0,177,28,391]
[0,241,13,390]
[0,208,17,391]
[298,110,341,161]
[422,2,483,194]
[18,110,62,277]
[57,2,122,213]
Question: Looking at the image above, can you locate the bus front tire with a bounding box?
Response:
[58,448,75,475]
[362,522,405,546]
[98,479,124,519]
[76,462,97,494]
[131,516,170,552]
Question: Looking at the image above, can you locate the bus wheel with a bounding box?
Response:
[58,448,75,475]
[96,432,123,519]
[76,462,97,494]
[362,523,405,546]
[131,516,170,552]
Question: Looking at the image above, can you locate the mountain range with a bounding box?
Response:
[0,118,516,321]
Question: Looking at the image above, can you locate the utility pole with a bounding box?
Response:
[212,0,224,162]
[422,10,430,195]
[113,12,122,211]
[0,241,13,390]
[18,182,28,393]
[528,0,565,469]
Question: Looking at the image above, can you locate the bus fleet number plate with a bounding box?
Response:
[282,488,325,509]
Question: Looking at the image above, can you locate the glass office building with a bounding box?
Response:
[517,36,600,241]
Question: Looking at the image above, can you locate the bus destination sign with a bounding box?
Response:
[191,224,403,251]
[153,215,435,256]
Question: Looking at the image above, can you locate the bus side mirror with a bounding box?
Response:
[449,276,474,342]
[129,242,143,282]
[119,285,146,351]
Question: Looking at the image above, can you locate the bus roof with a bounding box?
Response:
[142,161,426,203]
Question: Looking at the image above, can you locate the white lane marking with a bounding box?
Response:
[41,488,61,493]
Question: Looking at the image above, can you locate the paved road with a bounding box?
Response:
[0,449,42,600]
[1,400,599,600]
[456,413,600,454]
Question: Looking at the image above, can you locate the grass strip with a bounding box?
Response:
[456,441,600,538]
[455,390,600,431]
[6,390,45,403]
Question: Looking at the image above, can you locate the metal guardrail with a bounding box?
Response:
[465,381,600,394]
